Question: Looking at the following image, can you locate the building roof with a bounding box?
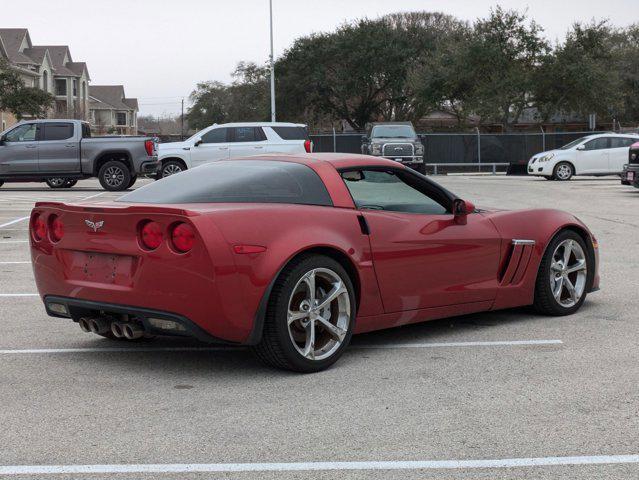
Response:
[89,85,136,111]
[67,61,90,80]
[123,98,138,110]
[35,45,77,76]
[0,28,35,65]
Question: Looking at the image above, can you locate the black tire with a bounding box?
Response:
[553,162,574,181]
[127,175,137,189]
[63,179,77,188]
[160,160,186,178]
[0,181,4,188]
[46,178,68,189]
[533,230,592,316]
[252,254,356,373]
[98,160,131,191]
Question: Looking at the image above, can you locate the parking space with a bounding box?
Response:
[0,175,638,479]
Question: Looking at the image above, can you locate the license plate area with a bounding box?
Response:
[61,250,138,287]
[628,171,635,181]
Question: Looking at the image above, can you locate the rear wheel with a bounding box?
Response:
[533,230,591,316]
[553,162,574,181]
[98,160,131,191]
[253,255,355,372]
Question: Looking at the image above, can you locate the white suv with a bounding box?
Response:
[528,133,639,181]
[157,122,312,177]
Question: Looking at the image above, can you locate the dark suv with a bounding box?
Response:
[361,122,425,173]
[621,141,639,187]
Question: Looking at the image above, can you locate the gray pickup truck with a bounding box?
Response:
[0,119,159,191]
[361,121,425,173]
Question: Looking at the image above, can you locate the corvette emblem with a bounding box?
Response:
[85,220,104,232]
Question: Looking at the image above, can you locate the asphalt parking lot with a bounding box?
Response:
[0,175,638,479]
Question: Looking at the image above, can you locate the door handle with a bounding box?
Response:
[218,147,228,150]
[25,145,37,149]
[254,146,264,149]
[65,144,75,148]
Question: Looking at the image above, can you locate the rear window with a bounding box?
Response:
[42,123,74,141]
[119,160,333,206]
[271,126,309,140]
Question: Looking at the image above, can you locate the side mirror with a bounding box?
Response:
[453,199,475,217]
[0,135,5,146]
[576,145,585,151]
[194,138,202,147]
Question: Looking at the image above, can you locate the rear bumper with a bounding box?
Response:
[621,164,639,187]
[44,295,230,343]
[138,158,160,175]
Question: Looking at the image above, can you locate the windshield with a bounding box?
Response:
[371,125,416,139]
[560,137,592,150]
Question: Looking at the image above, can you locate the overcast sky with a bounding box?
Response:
[3,0,636,117]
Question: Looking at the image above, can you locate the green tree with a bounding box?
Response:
[534,21,622,123]
[0,58,53,119]
[464,7,549,130]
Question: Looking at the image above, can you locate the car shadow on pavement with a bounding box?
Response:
[64,306,567,377]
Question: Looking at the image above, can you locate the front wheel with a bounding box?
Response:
[160,160,185,178]
[98,160,131,191]
[253,255,356,372]
[553,162,574,181]
[533,230,591,316]
[46,178,69,189]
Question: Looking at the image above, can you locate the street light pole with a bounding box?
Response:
[269,0,276,122]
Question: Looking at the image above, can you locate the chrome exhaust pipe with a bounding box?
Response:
[111,322,125,338]
[122,323,144,340]
[78,317,91,333]
[88,317,110,335]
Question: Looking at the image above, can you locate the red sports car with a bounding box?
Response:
[30,154,599,372]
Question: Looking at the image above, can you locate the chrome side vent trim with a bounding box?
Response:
[501,239,536,285]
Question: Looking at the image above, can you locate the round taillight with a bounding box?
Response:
[32,214,47,241]
[140,221,163,250]
[49,215,64,242]
[171,223,195,253]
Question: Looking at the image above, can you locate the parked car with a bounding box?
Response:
[0,120,158,191]
[527,133,639,181]
[30,154,599,373]
[361,122,425,173]
[156,122,312,178]
[621,142,639,187]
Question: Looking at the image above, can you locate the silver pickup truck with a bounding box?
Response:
[0,119,158,191]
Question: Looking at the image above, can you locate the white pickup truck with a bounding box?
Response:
[157,122,312,178]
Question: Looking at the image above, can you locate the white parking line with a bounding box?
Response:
[0,294,38,297]
[79,192,106,201]
[1,454,638,475]
[0,240,28,244]
[0,216,29,229]
[0,340,562,355]
[355,339,563,349]
[0,261,30,264]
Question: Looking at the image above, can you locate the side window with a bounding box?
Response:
[341,169,448,215]
[201,128,228,144]
[231,127,258,142]
[584,138,609,151]
[82,123,92,138]
[610,137,637,148]
[255,127,267,141]
[4,124,37,142]
[42,123,74,141]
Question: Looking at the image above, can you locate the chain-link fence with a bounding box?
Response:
[309,131,608,173]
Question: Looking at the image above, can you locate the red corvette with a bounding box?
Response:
[30,154,599,372]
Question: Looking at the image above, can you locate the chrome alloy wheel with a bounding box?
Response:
[162,164,183,177]
[555,164,572,180]
[48,177,66,187]
[104,166,125,188]
[287,268,351,361]
[550,239,587,308]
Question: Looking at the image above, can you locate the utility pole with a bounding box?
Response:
[269,0,276,122]
[181,97,184,140]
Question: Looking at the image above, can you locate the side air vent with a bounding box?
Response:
[500,239,536,286]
